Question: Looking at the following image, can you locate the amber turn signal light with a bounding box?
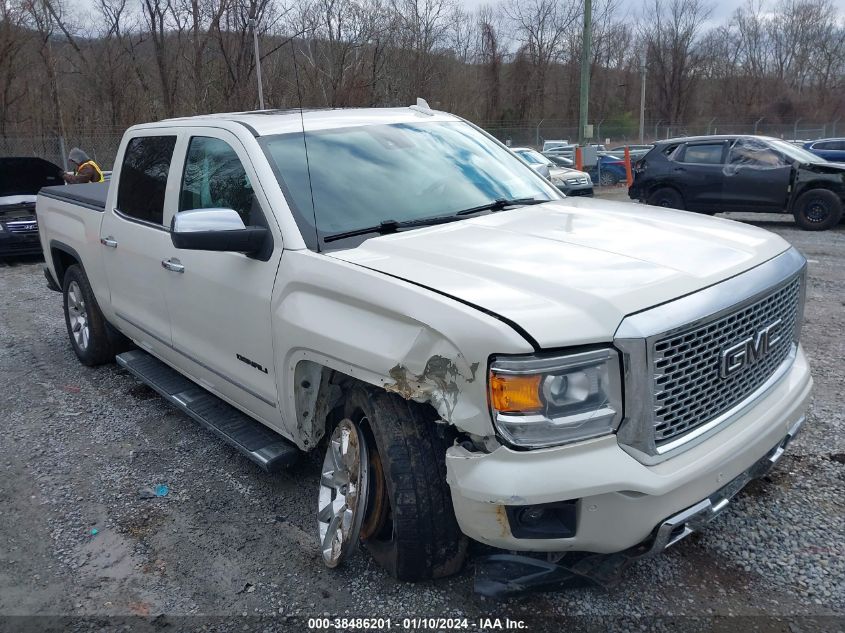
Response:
[490,373,543,413]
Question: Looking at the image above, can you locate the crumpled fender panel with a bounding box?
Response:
[271,250,534,449]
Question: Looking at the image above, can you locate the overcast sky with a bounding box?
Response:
[457,0,845,23]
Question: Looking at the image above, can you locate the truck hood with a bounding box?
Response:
[329,199,791,348]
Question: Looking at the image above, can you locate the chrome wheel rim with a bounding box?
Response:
[317,418,369,568]
[67,281,90,351]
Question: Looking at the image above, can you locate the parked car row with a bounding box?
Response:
[511,147,594,197]
[629,135,845,230]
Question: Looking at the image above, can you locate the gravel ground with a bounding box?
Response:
[0,208,843,632]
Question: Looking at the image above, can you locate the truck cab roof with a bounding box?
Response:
[155,107,463,137]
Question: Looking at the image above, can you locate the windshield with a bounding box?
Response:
[261,121,560,249]
[768,139,825,164]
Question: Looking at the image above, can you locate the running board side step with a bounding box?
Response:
[116,350,299,472]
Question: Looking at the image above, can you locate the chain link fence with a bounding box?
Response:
[0,132,124,170]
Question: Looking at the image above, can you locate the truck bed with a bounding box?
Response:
[39,183,109,212]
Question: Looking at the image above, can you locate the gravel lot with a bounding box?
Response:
[1,206,843,632]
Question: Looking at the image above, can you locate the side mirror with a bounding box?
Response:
[170,208,268,254]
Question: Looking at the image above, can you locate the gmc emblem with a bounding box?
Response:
[719,319,782,378]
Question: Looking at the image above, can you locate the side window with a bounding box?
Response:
[179,136,256,225]
[664,143,682,159]
[680,143,724,165]
[729,139,786,168]
[116,136,177,225]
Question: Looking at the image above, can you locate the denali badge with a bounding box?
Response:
[719,319,782,378]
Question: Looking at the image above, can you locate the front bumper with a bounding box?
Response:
[445,345,812,553]
[557,183,594,197]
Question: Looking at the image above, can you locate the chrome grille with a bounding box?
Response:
[5,220,38,234]
[652,277,801,445]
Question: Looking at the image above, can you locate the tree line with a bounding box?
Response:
[0,0,843,140]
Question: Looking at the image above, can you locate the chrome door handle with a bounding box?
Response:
[161,258,185,273]
[100,236,118,248]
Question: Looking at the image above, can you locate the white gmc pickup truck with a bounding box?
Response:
[37,106,812,590]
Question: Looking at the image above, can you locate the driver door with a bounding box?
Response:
[722,138,792,212]
[160,129,284,430]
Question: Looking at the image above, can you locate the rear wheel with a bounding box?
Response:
[317,385,467,580]
[647,187,685,210]
[793,189,842,231]
[62,264,115,366]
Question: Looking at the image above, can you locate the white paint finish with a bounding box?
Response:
[36,193,111,311]
[332,198,790,348]
[446,347,812,552]
[158,127,284,425]
[271,250,533,447]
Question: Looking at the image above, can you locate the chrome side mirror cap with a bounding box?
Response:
[172,208,247,233]
[170,208,269,256]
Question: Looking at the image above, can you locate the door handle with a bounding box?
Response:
[161,258,185,273]
[100,236,118,248]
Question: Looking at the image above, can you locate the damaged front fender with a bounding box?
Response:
[386,350,480,423]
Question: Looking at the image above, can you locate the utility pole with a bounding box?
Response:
[249,4,265,110]
[639,54,646,144]
[578,0,592,146]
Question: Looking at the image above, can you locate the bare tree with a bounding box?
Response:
[502,0,579,117]
[640,0,712,124]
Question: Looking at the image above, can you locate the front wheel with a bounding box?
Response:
[317,385,467,580]
[793,189,842,231]
[62,264,115,366]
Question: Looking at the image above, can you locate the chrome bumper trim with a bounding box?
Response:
[645,416,805,555]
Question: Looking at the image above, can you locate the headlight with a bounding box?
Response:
[550,175,566,186]
[489,348,622,448]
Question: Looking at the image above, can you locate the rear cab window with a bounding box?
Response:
[116,136,177,226]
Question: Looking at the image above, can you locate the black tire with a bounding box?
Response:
[793,189,843,231]
[647,187,685,210]
[343,386,467,581]
[62,264,115,366]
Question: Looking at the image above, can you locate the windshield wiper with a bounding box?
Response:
[323,217,454,243]
[322,198,546,243]
[454,197,545,215]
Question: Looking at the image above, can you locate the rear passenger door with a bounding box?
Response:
[160,130,284,429]
[100,133,179,350]
[670,141,728,211]
[722,138,792,212]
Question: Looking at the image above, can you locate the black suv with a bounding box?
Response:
[629,135,845,230]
